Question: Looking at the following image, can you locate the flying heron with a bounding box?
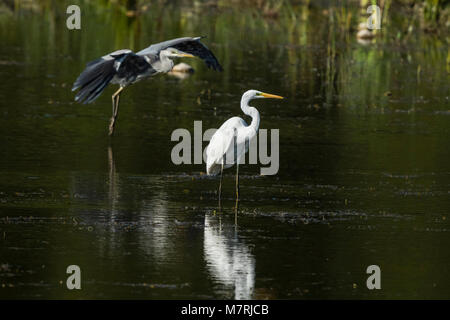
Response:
[72,37,223,135]
[205,90,283,212]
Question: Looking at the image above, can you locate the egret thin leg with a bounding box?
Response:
[109,87,123,136]
[235,162,239,214]
[218,161,224,211]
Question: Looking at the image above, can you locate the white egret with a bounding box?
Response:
[205,90,283,211]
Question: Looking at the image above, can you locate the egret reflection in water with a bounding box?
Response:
[203,213,255,300]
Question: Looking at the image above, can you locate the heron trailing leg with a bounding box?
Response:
[109,87,123,136]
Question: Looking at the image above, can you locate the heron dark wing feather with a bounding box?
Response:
[85,57,103,68]
[75,72,114,104]
[74,73,105,102]
[73,58,116,104]
[171,40,223,71]
[84,74,115,104]
[72,58,115,92]
[114,53,154,83]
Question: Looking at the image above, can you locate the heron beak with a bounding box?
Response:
[260,92,284,99]
[178,53,195,58]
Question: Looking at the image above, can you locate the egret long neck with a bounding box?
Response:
[241,95,260,132]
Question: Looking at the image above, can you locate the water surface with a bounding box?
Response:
[0,1,449,299]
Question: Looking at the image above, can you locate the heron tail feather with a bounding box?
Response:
[72,59,116,104]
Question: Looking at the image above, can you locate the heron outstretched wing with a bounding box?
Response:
[137,37,223,71]
[72,50,154,104]
[72,55,117,104]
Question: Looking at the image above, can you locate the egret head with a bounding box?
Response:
[162,48,195,59]
[243,90,284,100]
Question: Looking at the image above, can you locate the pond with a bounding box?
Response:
[0,1,449,299]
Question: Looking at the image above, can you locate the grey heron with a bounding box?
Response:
[72,37,223,135]
[205,90,283,211]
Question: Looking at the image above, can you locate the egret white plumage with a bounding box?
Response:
[72,37,222,135]
[205,90,283,211]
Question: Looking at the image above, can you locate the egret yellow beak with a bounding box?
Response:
[178,53,195,58]
[260,92,284,99]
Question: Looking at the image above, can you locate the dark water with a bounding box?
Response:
[0,1,449,299]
